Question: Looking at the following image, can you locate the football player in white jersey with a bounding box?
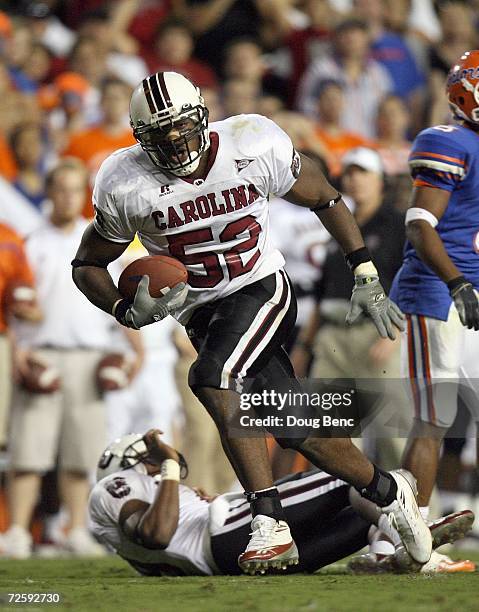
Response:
[73,71,431,573]
[89,430,474,577]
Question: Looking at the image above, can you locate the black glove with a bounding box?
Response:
[448,276,479,330]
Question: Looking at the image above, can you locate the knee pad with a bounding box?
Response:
[188,351,226,393]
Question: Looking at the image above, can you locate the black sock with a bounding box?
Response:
[357,465,398,507]
[245,487,286,522]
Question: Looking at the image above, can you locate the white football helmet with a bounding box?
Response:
[96,434,149,481]
[130,71,210,176]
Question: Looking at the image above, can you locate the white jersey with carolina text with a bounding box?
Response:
[88,469,214,575]
[92,114,300,324]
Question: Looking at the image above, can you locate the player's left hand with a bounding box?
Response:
[142,429,180,465]
[449,278,479,330]
[346,274,405,340]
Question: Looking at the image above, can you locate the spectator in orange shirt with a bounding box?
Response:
[0,132,17,182]
[63,77,135,217]
[374,94,411,176]
[314,79,373,178]
[0,223,40,449]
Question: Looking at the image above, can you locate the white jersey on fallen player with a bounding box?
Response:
[92,114,300,324]
[89,467,346,576]
[89,469,216,575]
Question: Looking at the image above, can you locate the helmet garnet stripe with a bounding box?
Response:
[149,73,172,112]
[157,72,173,108]
[142,79,157,114]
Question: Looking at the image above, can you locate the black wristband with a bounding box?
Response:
[345,247,371,271]
[113,298,131,325]
[311,192,342,213]
[71,258,107,269]
[447,275,468,292]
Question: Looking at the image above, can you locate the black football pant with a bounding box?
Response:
[186,270,313,445]
[210,469,369,574]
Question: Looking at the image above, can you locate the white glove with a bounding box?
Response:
[115,276,188,329]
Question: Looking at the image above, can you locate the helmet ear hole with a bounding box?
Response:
[458,96,465,105]
[96,433,147,481]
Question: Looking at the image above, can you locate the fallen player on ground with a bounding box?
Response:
[89,430,475,576]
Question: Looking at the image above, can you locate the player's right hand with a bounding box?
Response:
[448,277,479,330]
[115,275,188,329]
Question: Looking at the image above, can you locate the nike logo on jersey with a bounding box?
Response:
[235,159,254,172]
[151,183,260,230]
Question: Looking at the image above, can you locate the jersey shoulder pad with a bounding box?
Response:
[409,125,467,178]
[94,144,151,195]
[215,114,289,158]
[412,125,467,154]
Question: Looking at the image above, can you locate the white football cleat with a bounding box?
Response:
[380,469,432,564]
[375,509,476,574]
[429,509,475,549]
[238,515,299,575]
[0,525,33,559]
[384,548,477,574]
[420,550,476,574]
[349,509,476,574]
[63,527,106,557]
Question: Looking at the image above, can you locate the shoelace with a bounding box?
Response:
[387,504,413,539]
[246,521,277,551]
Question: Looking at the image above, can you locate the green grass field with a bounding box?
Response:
[0,553,478,612]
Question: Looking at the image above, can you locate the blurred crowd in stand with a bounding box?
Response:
[0,0,478,557]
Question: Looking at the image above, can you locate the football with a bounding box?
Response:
[19,354,61,394]
[96,353,131,392]
[3,280,36,314]
[118,255,188,301]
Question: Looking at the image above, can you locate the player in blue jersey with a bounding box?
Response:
[354,51,479,573]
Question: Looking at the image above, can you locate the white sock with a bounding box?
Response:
[370,538,395,556]
[378,514,401,547]
[367,523,396,555]
[419,506,430,521]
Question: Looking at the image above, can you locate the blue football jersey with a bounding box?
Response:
[390,123,479,321]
